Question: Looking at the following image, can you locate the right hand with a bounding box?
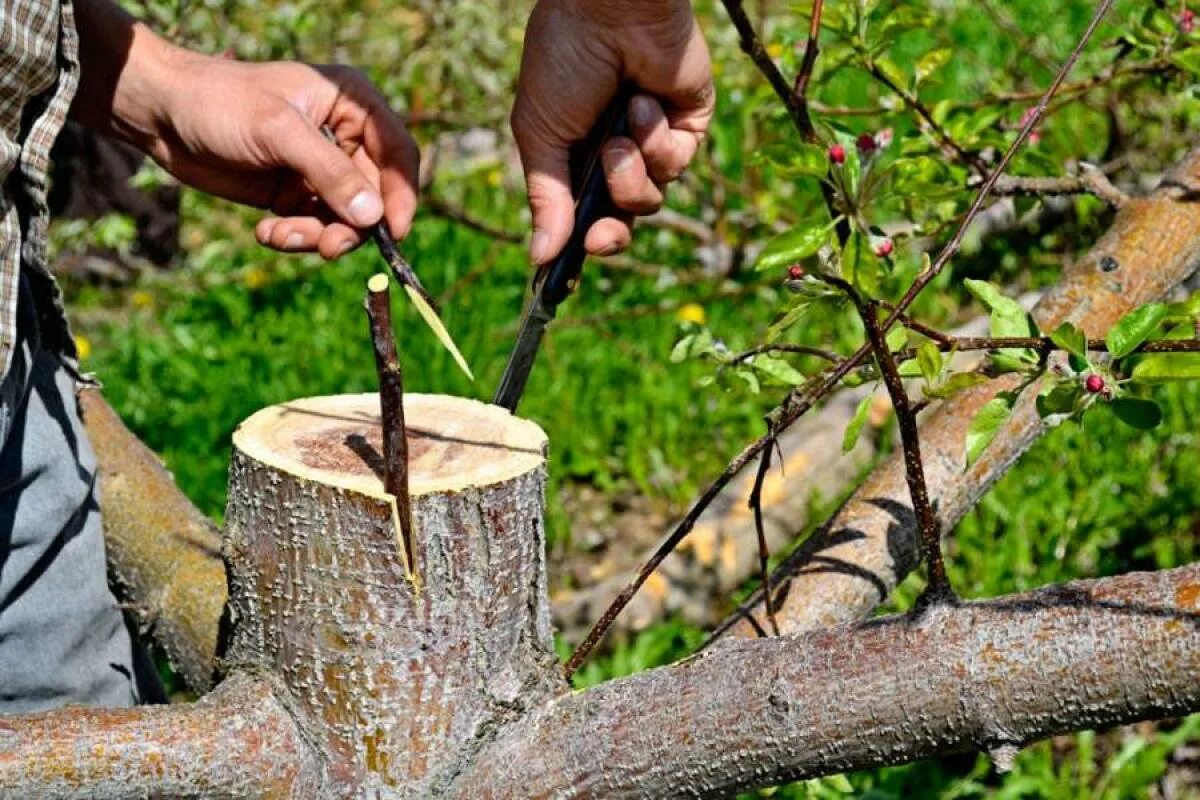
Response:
[512,0,714,265]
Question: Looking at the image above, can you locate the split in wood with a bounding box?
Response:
[365,273,416,573]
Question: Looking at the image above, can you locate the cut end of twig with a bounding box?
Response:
[368,272,390,294]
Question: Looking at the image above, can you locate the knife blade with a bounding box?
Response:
[493,86,633,412]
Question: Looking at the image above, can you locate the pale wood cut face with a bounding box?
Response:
[232,393,547,498]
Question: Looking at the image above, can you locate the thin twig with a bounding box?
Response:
[722,0,816,141]
[851,293,952,601]
[425,197,523,244]
[881,0,1116,334]
[989,167,1127,207]
[730,343,842,366]
[792,0,825,103]
[364,274,415,573]
[749,444,780,636]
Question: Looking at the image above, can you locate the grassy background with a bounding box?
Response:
[64,0,1200,795]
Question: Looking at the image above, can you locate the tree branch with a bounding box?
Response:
[456,564,1200,799]
[0,673,324,798]
[79,389,226,693]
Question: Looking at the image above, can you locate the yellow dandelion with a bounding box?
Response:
[486,168,503,188]
[676,303,706,325]
[767,42,784,59]
[243,266,269,290]
[131,290,153,309]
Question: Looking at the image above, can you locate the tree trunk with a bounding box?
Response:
[221,393,562,797]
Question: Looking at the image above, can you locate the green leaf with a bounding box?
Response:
[885,325,908,353]
[924,371,989,400]
[915,47,952,83]
[765,300,812,342]
[730,366,760,394]
[897,358,923,378]
[750,354,807,386]
[965,393,1014,466]
[1106,303,1167,358]
[963,279,1036,338]
[1171,48,1200,75]
[1164,294,1200,320]
[670,330,715,363]
[756,222,835,272]
[842,394,874,453]
[1035,381,1082,419]
[916,342,943,383]
[784,143,831,178]
[1111,397,1163,429]
[1131,353,1200,383]
[1049,321,1088,360]
[842,231,882,296]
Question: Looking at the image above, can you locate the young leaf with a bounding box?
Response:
[750,354,807,386]
[965,393,1015,466]
[842,231,883,296]
[784,143,830,178]
[924,371,989,399]
[843,394,874,453]
[885,325,908,353]
[963,279,1036,338]
[1035,381,1082,419]
[756,222,835,272]
[916,342,943,384]
[1106,303,1166,358]
[671,330,714,363]
[1110,396,1163,429]
[1049,321,1087,360]
[766,300,812,342]
[1131,353,1200,383]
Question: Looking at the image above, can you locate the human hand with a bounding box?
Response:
[512,0,714,265]
[146,56,419,260]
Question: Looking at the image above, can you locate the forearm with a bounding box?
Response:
[70,0,187,152]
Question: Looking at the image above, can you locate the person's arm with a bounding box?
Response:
[512,0,714,265]
[71,0,419,260]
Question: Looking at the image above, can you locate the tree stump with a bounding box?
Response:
[222,393,562,798]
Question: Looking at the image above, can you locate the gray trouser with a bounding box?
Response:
[0,270,149,712]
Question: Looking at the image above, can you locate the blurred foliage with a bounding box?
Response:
[59,0,1200,795]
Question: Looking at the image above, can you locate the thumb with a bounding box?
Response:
[268,109,383,229]
[513,124,575,266]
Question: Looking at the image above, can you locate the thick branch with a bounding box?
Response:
[456,564,1200,799]
[726,147,1200,636]
[0,672,324,798]
[79,389,226,692]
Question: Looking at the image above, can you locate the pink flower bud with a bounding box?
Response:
[828,144,846,165]
[787,265,806,280]
[874,238,894,258]
[856,133,877,154]
[1084,374,1105,394]
[1180,8,1196,33]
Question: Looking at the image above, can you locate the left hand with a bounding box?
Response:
[145,55,420,260]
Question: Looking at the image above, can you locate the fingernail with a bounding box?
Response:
[603,145,634,175]
[596,241,623,257]
[530,230,551,264]
[284,232,304,250]
[335,239,355,258]
[347,191,383,227]
[631,95,655,127]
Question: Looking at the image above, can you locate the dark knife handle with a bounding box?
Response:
[536,84,635,308]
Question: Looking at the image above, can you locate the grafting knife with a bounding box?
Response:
[493,87,633,412]
[320,126,474,381]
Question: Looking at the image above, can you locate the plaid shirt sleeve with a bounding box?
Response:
[0,0,80,381]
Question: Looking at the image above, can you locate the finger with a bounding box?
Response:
[628,94,701,185]
[255,215,364,259]
[512,102,575,265]
[601,137,663,215]
[263,107,384,230]
[357,103,420,240]
[584,214,634,257]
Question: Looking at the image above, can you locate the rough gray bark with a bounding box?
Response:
[723,147,1200,637]
[455,564,1200,799]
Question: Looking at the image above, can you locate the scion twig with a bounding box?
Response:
[365,274,415,574]
[749,444,780,636]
